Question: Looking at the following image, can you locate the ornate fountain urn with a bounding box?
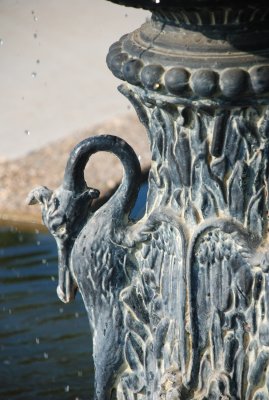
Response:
[29,0,269,398]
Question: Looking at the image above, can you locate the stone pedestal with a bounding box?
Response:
[29,1,269,398]
[106,1,269,399]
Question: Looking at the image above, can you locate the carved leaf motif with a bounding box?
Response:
[235,116,259,158]
[150,108,165,162]
[250,151,263,192]
[191,145,226,217]
[126,93,269,233]
[197,352,212,393]
[188,222,261,398]
[146,170,159,214]
[211,311,223,370]
[154,318,169,360]
[125,332,144,371]
[174,128,191,187]
[224,117,248,168]
[227,161,245,221]
[253,391,268,400]
[120,372,145,397]
[211,111,229,157]
[259,107,269,141]
[121,284,150,325]
[119,210,187,397]
[116,93,269,398]
[189,113,204,154]
[246,187,266,239]
[184,198,200,225]
[246,351,269,399]
[201,184,219,218]
[211,155,227,181]
[126,311,149,342]
[224,333,239,373]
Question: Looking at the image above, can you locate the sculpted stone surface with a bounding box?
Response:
[28,135,143,398]
[28,1,269,399]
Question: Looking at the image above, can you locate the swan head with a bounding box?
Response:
[27,184,100,237]
[27,184,100,303]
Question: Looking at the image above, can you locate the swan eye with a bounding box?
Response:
[57,224,67,236]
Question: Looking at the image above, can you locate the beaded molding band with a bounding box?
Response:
[107,41,269,100]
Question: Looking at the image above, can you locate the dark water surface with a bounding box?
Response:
[0,228,93,400]
[0,182,147,399]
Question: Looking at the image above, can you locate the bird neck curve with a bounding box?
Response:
[63,135,141,222]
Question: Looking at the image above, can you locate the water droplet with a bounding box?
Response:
[42,258,47,264]
[3,360,10,365]
[125,14,128,17]
[77,370,83,377]
[64,385,70,393]
[75,312,79,318]
[43,352,48,359]
[8,309,12,314]
[24,129,30,136]
[36,59,40,64]
[0,39,3,46]
[33,33,37,39]
[35,337,40,344]
[32,11,38,21]
[35,228,40,234]
[51,276,55,281]
[36,240,40,246]
[59,308,63,314]
[31,72,37,78]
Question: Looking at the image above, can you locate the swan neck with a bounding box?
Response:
[63,135,141,216]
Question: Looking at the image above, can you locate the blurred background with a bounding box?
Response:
[0,1,149,398]
[0,0,148,159]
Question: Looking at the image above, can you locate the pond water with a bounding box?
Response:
[0,182,147,399]
[1,228,94,400]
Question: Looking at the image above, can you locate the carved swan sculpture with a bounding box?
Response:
[27,135,142,399]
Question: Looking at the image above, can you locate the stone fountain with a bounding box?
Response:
[29,0,269,398]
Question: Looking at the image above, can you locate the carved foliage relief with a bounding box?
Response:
[116,86,269,399]
[28,85,269,398]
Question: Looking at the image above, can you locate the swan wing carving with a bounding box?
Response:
[116,208,188,399]
[28,134,143,399]
[115,213,269,399]
[187,219,268,399]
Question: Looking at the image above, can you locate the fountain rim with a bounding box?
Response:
[106,0,269,11]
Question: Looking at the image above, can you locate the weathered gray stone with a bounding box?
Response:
[29,0,269,398]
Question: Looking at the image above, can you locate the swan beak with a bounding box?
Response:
[57,267,77,303]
